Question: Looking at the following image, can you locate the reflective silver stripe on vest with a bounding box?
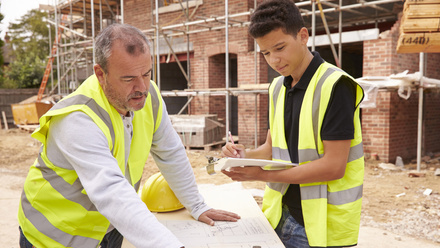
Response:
[272,147,291,161]
[267,181,290,195]
[298,141,364,164]
[148,85,160,131]
[272,77,284,119]
[21,191,100,248]
[298,148,321,163]
[134,180,141,192]
[35,149,97,211]
[312,67,338,153]
[268,77,291,194]
[301,184,363,205]
[51,94,115,154]
[348,142,364,163]
[271,77,290,162]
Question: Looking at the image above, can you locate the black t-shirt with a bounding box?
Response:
[277,52,357,226]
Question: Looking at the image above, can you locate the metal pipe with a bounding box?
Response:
[316,0,340,67]
[154,21,250,38]
[48,21,54,93]
[46,19,88,38]
[177,96,194,115]
[100,0,103,30]
[338,0,342,67]
[155,0,161,89]
[55,0,61,95]
[302,0,401,17]
[92,0,96,65]
[312,0,315,51]
[59,39,93,47]
[417,53,425,172]
[104,0,116,19]
[150,0,155,82]
[62,36,67,94]
[254,0,258,148]
[225,0,230,143]
[161,89,268,97]
[159,11,250,30]
[186,0,191,114]
[83,0,87,36]
[121,0,124,23]
[70,0,76,93]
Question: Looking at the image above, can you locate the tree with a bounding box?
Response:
[2,9,55,88]
[0,4,5,85]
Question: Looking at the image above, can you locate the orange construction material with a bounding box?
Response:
[11,102,53,125]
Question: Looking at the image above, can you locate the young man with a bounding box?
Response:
[18,23,240,248]
[221,0,364,247]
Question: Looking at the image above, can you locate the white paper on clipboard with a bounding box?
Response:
[211,157,297,174]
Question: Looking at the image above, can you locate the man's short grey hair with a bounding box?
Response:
[95,23,152,73]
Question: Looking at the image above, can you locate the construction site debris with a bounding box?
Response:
[396,156,404,167]
[396,192,406,197]
[408,172,426,177]
[423,188,433,196]
[435,168,440,176]
[169,115,224,147]
[379,163,401,171]
[1,111,8,130]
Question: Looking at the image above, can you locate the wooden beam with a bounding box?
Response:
[397,32,440,53]
[404,4,440,18]
[2,111,8,130]
[405,0,440,4]
[401,18,440,33]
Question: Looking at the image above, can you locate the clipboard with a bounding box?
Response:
[206,157,297,175]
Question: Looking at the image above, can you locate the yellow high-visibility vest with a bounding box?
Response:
[264,62,364,247]
[18,74,163,248]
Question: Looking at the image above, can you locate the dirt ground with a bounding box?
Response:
[1,128,439,247]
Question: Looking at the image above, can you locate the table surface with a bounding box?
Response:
[123,184,284,248]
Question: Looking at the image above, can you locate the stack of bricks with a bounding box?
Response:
[397,0,440,53]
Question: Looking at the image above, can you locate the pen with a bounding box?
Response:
[228,131,234,144]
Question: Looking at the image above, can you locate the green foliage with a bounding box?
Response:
[2,52,46,88]
[0,4,5,87]
[1,9,55,88]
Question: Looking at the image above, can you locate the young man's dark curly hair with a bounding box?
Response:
[248,0,305,39]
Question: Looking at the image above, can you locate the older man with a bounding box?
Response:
[18,23,239,248]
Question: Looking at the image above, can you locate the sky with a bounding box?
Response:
[0,0,53,39]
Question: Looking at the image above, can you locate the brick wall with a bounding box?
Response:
[424,90,440,155]
[123,1,440,154]
[123,0,268,146]
[362,18,440,162]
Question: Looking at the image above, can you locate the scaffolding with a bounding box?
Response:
[41,0,403,146]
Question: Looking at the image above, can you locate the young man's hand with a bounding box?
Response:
[221,143,246,158]
[222,166,265,182]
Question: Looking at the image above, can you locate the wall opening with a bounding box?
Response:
[160,61,188,114]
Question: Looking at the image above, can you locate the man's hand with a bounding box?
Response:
[222,166,265,182]
[198,209,241,226]
[221,142,246,158]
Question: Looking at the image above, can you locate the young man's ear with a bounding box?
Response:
[94,64,105,86]
[299,27,309,45]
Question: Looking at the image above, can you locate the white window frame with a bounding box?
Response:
[154,0,203,14]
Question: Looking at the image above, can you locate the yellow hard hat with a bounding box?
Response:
[140,172,184,212]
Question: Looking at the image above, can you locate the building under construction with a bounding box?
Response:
[39,0,440,163]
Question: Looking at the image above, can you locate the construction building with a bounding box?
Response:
[38,0,440,163]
